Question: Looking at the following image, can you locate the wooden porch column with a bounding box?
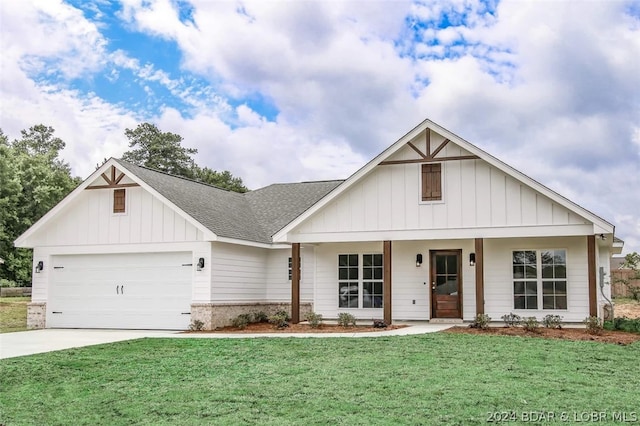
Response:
[587,235,597,317]
[475,238,485,315]
[291,243,301,324]
[383,240,392,325]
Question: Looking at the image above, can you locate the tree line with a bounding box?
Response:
[0,123,246,287]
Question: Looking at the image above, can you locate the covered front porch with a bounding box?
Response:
[289,235,601,325]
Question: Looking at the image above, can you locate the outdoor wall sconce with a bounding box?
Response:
[197,257,205,271]
[35,261,44,273]
[416,254,423,267]
[469,253,476,267]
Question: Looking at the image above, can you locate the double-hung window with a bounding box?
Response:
[338,254,383,308]
[512,250,567,310]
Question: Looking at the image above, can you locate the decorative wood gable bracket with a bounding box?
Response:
[86,166,140,190]
[379,128,479,165]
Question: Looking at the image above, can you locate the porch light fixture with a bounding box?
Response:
[35,261,44,273]
[197,257,205,271]
[416,254,423,267]
[469,253,476,267]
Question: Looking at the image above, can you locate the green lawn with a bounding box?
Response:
[1,335,638,425]
[0,297,29,333]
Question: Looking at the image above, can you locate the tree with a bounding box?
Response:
[12,124,65,158]
[0,125,81,286]
[193,167,248,193]
[122,123,197,178]
[616,252,640,301]
[121,122,248,192]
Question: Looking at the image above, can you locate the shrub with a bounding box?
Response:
[542,314,563,329]
[583,316,603,335]
[252,311,268,323]
[372,319,388,329]
[469,314,491,330]
[189,319,204,331]
[232,313,253,329]
[0,278,18,288]
[337,312,357,327]
[522,316,540,332]
[604,316,640,334]
[501,313,521,327]
[305,312,323,328]
[269,311,290,329]
[273,310,291,322]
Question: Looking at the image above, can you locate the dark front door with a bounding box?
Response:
[431,250,462,318]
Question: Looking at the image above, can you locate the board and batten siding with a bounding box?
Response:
[313,240,476,321]
[294,141,586,236]
[23,186,204,247]
[483,236,590,322]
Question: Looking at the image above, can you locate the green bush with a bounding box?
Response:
[583,316,603,335]
[337,312,357,327]
[522,316,540,332]
[501,313,521,327]
[372,319,387,329]
[189,319,204,331]
[269,311,290,329]
[252,311,268,323]
[273,310,291,322]
[0,278,18,288]
[542,314,563,329]
[604,317,640,334]
[232,314,253,329]
[305,312,323,328]
[470,314,491,330]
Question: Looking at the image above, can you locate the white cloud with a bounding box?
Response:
[1,0,639,254]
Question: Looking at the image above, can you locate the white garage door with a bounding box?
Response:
[48,252,193,330]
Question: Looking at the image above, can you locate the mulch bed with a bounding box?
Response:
[187,322,407,334]
[443,326,640,345]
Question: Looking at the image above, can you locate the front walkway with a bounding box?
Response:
[0,322,453,359]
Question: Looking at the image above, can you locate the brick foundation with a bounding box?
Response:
[27,302,46,329]
[190,302,313,330]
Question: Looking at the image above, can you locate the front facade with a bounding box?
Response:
[16,119,622,330]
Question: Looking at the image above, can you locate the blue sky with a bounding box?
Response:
[0,0,639,253]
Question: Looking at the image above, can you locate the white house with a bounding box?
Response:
[15,118,623,330]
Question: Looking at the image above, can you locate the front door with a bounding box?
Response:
[430,250,462,318]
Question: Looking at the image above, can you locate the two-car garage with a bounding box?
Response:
[47,252,193,330]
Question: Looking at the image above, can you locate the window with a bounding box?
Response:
[421,163,442,201]
[113,189,126,213]
[288,257,292,281]
[512,250,567,310]
[542,250,567,309]
[338,254,383,309]
[363,254,383,308]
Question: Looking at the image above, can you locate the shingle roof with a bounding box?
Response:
[245,180,344,238]
[115,159,342,244]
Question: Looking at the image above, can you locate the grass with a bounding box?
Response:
[1,334,639,425]
[0,297,30,333]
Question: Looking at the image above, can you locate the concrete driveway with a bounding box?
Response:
[0,329,175,359]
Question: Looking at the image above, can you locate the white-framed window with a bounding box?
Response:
[512,249,567,310]
[338,254,383,309]
[288,257,292,281]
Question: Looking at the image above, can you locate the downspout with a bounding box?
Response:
[599,267,613,322]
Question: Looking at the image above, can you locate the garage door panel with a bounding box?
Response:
[48,252,193,330]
